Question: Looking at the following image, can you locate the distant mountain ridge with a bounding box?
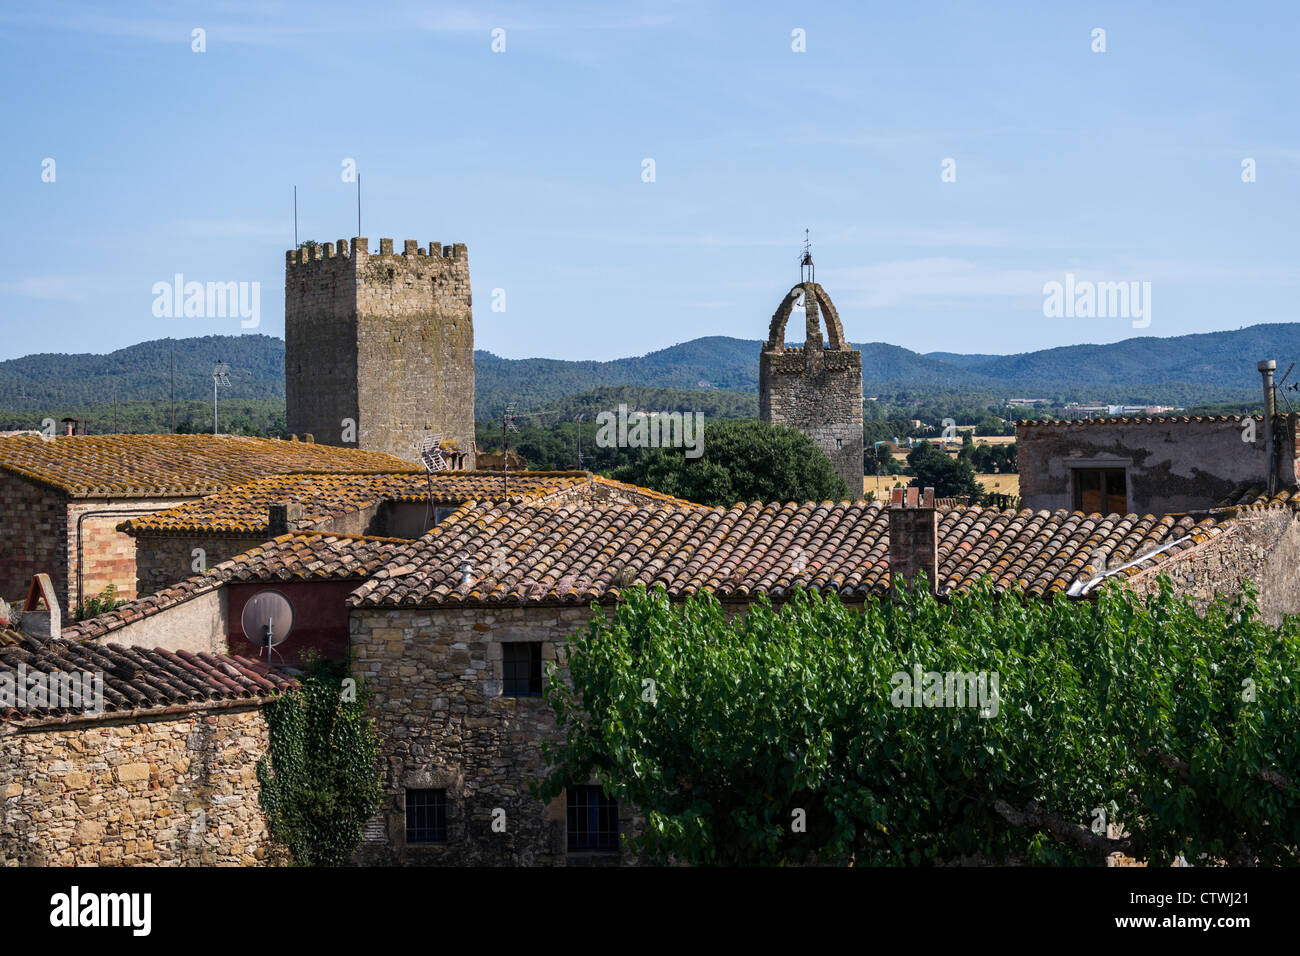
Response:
[0,324,1295,425]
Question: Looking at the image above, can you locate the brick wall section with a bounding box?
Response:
[0,472,66,605]
[1126,508,1300,625]
[66,498,192,610]
[0,707,283,866]
[286,238,476,467]
[889,505,938,593]
[350,605,637,866]
[1017,415,1300,514]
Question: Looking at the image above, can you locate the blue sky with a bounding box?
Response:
[1,0,1296,363]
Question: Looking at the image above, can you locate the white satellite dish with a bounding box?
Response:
[240,589,294,664]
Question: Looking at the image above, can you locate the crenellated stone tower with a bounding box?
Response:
[285,237,475,467]
[758,252,863,494]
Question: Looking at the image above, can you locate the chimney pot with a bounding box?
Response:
[268,503,305,537]
[889,486,939,595]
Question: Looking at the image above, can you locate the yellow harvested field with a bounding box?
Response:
[975,473,1020,496]
[863,472,1020,498]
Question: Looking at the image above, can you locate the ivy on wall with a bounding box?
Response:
[256,659,383,866]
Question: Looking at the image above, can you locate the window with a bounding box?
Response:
[405,789,447,844]
[567,786,619,852]
[502,642,543,696]
[1074,468,1127,515]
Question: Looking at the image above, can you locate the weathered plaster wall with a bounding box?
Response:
[1017,415,1300,515]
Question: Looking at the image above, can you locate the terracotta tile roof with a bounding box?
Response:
[583,475,704,509]
[1211,483,1300,511]
[0,434,416,498]
[1016,414,1261,428]
[0,632,294,724]
[63,532,405,641]
[349,499,1229,609]
[119,470,592,536]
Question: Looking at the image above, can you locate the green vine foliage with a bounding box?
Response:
[256,659,383,866]
[538,578,1300,866]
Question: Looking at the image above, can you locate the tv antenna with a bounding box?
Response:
[240,589,294,666]
[1276,362,1297,414]
[212,360,231,435]
[419,432,448,530]
[502,403,519,496]
[574,413,585,470]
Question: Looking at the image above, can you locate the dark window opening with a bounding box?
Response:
[1074,468,1127,515]
[503,642,543,696]
[567,785,619,852]
[406,788,447,844]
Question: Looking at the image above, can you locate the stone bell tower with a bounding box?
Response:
[758,240,863,493]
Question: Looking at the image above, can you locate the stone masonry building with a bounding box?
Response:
[1018,413,1300,516]
[0,434,412,613]
[285,237,476,467]
[759,268,864,494]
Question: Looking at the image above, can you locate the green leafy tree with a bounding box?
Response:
[609,419,850,506]
[906,441,980,499]
[539,581,1300,866]
[256,659,383,866]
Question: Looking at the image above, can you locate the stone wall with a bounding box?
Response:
[0,473,66,607]
[1017,415,1300,515]
[0,706,281,866]
[760,346,864,494]
[350,604,636,866]
[286,238,476,468]
[284,241,360,451]
[135,533,265,598]
[1126,508,1300,625]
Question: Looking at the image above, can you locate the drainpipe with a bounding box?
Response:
[74,507,173,616]
[1259,360,1276,496]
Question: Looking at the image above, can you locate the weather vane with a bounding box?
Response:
[800,228,814,283]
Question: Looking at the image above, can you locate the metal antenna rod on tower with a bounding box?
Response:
[357,174,361,238]
[502,403,519,496]
[293,185,298,248]
[575,413,585,471]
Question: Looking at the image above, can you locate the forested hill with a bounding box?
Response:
[1,324,1296,431]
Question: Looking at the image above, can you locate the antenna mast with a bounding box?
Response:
[419,433,449,530]
[502,403,519,496]
[575,413,585,470]
[212,360,231,435]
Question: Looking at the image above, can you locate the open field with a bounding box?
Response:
[863,472,1020,499]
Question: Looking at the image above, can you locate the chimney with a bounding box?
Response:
[889,486,938,595]
[21,573,61,639]
[268,503,305,537]
[1260,360,1277,495]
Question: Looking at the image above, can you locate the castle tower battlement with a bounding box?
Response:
[758,278,863,493]
[285,235,475,467]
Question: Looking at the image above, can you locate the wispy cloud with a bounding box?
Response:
[2,275,92,302]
